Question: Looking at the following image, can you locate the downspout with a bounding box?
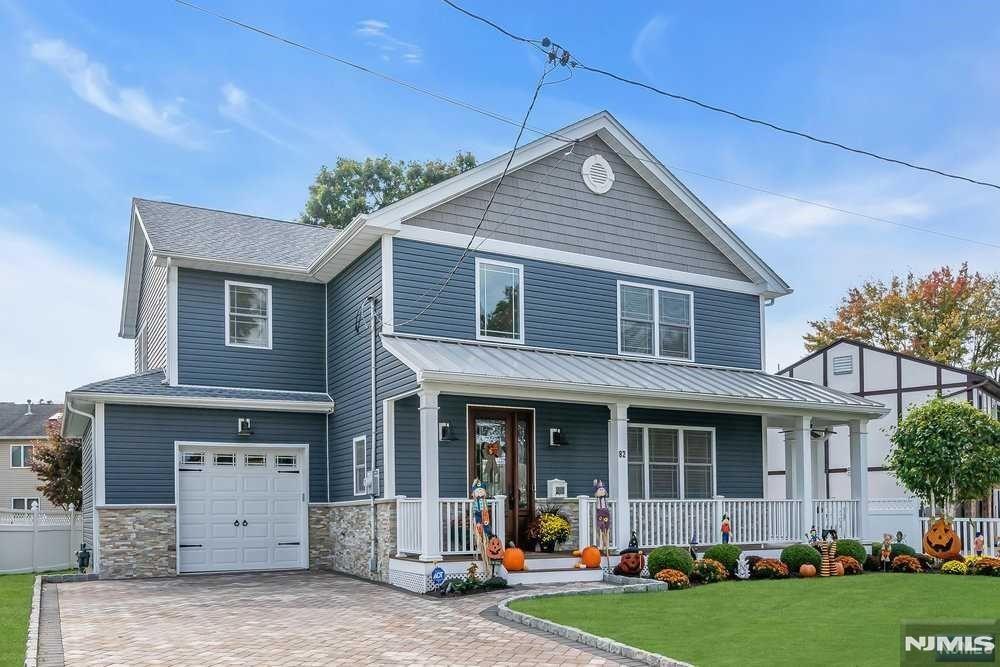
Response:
[368,296,378,573]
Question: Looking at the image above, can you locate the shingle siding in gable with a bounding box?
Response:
[177,268,326,392]
[135,246,167,372]
[103,404,327,504]
[393,239,762,369]
[327,242,417,502]
[403,135,751,281]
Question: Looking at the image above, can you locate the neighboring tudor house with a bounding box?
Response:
[766,339,1000,515]
[1,401,63,511]
[63,112,888,588]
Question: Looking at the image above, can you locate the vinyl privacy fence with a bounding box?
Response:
[0,504,81,574]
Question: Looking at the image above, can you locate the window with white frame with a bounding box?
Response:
[618,282,693,360]
[10,444,32,469]
[626,425,714,499]
[11,497,39,510]
[476,258,523,343]
[225,281,272,348]
[353,435,367,495]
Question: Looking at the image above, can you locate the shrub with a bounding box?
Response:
[965,555,982,567]
[751,558,789,579]
[971,557,1000,576]
[891,555,922,573]
[654,568,691,589]
[781,544,822,573]
[836,540,867,565]
[703,544,742,574]
[690,558,728,584]
[941,560,968,575]
[647,546,694,577]
[836,555,862,575]
[871,542,916,559]
[914,554,935,572]
[863,555,883,572]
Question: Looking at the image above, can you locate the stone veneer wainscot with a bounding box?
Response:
[309,501,396,582]
[98,507,177,578]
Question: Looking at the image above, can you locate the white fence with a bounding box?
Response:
[920,517,1000,558]
[0,504,80,574]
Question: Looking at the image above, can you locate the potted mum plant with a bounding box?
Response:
[528,507,571,552]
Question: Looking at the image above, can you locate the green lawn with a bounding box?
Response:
[0,574,34,667]
[511,574,1000,666]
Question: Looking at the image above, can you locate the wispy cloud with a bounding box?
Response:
[29,38,202,149]
[631,15,669,79]
[218,82,293,148]
[355,19,422,64]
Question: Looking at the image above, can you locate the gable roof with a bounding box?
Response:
[779,338,1000,399]
[0,402,63,438]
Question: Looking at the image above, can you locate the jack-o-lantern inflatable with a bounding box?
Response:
[614,550,645,576]
[485,535,505,561]
[923,517,962,560]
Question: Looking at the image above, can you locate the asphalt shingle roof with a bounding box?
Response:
[134,199,339,270]
[72,370,333,404]
[0,402,63,437]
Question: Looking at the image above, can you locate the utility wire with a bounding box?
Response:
[441,0,1000,193]
[174,0,1000,251]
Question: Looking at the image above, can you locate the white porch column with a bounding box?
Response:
[783,431,798,499]
[609,401,631,550]
[811,435,826,500]
[418,388,442,561]
[791,416,814,536]
[849,419,870,540]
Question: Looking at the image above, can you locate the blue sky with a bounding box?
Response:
[3,1,1000,401]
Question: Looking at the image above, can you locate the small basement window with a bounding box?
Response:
[832,355,853,375]
[213,453,236,466]
[182,452,205,465]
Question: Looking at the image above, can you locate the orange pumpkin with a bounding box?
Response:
[486,535,505,561]
[577,545,602,569]
[923,518,962,560]
[799,563,817,577]
[502,546,525,572]
[832,561,845,577]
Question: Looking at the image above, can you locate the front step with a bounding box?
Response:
[504,567,606,586]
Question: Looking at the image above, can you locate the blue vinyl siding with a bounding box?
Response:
[177,268,326,392]
[628,408,763,498]
[392,397,763,500]
[327,242,417,501]
[103,404,327,504]
[81,423,94,550]
[393,239,762,369]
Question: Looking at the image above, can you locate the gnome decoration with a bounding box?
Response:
[593,479,611,568]
[720,513,732,544]
[880,533,892,572]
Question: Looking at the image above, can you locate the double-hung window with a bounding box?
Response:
[626,425,715,499]
[353,436,368,496]
[476,258,524,343]
[10,444,32,469]
[11,497,39,510]
[225,280,272,349]
[618,282,693,360]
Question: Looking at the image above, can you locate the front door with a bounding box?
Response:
[468,407,534,548]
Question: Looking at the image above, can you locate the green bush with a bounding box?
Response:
[870,542,916,559]
[647,546,694,577]
[690,558,728,584]
[703,544,742,574]
[836,539,867,564]
[780,544,821,573]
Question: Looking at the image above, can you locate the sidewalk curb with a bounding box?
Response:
[24,576,42,667]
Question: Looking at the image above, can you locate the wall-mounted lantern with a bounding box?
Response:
[237,417,254,437]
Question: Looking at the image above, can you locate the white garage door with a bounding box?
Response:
[177,445,307,573]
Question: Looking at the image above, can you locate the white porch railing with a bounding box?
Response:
[395,496,505,557]
[921,517,1000,558]
[578,497,617,551]
[625,498,803,548]
[395,497,422,556]
[813,499,860,538]
[722,499,803,544]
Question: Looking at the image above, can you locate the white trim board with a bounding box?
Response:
[66,392,335,413]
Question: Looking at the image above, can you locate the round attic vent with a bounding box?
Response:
[581,154,615,194]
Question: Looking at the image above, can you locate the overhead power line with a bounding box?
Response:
[174,0,1000,250]
[441,0,1000,193]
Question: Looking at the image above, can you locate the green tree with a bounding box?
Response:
[300,153,477,228]
[31,417,82,510]
[887,396,1000,516]
[805,265,1000,378]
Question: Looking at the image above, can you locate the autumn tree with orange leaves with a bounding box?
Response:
[805,264,1000,379]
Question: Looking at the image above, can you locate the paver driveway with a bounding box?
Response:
[53,572,637,666]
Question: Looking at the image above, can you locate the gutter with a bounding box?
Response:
[64,399,95,439]
[66,392,336,414]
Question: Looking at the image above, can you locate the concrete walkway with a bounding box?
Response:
[38,583,65,667]
[50,572,645,666]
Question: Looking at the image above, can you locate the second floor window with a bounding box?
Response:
[476,258,524,343]
[225,280,272,349]
[11,444,32,468]
[618,282,693,361]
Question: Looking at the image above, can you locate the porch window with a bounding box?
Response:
[618,282,693,360]
[627,425,714,499]
[225,280,272,349]
[353,435,367,496]
[476,258,523,343]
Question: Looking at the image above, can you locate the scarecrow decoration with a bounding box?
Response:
[720,513,732,544]
[613,531,645,577]
[818,534,838,577]
[470,478,503,573]
[974,531,985,558]
[880,533,893,571]
[593,479,611,568]
[923,516,962,560]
